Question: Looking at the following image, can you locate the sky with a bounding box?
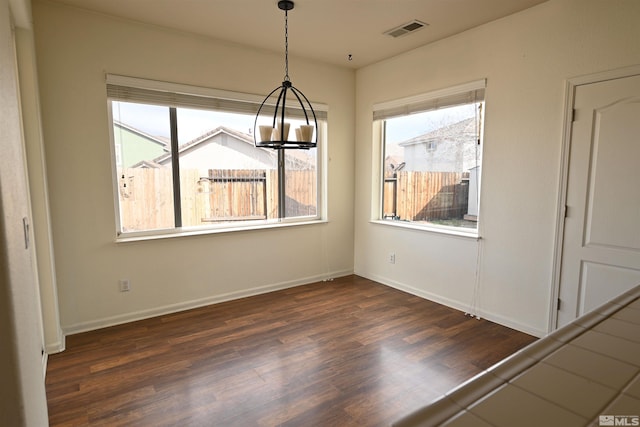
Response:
[111,101,255,143]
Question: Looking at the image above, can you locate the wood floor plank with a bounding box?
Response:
[46,275,536,426]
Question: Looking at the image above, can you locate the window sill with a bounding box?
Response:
[115,217,327,243]
[370,219,480,240]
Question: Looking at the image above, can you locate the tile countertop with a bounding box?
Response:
[393,285,640,427]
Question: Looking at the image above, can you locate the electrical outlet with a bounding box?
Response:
[119,279,131,292]
[388,252,396,264]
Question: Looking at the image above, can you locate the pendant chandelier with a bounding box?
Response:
[254,0,317,149]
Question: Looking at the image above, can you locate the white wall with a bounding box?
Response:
[33,0,355,334]
[354,0,640,336]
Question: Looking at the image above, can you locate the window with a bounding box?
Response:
[374,80,485,234]
[107,75,326,237]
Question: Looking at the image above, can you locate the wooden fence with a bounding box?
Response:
[118,168,316,232]
[383,171,469,222]
[119,168,464,231]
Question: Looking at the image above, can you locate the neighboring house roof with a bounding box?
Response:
[166,126,256,162]
[398,117,477,147]
[130,159,163,168]
[140,126,313,170]
[114,121,170,150]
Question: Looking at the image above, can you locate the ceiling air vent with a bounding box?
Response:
[384,20,428,38]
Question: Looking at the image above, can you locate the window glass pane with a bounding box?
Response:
[109,85,323,236]
[176,108,276,226]
[111,101,174,232]
[284,145,317,218]
[383,102,483,230]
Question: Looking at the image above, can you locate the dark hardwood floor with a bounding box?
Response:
[46,275,536,426]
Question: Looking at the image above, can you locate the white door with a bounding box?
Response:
[557,73,640,327]
[0,14,49,424]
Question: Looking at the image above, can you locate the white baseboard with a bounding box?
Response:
[363,272,546,338]
[41,350,48,379]
[475,306,546,338]
[45,339,65,354]
[45,325,66,354]
[62,269,353,336]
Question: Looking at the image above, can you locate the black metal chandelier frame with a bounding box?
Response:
[253,0,318,150]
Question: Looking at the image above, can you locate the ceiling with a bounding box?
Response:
[50,0,548,68]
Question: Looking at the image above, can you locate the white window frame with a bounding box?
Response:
[371,79,486,239]
[106,74,328,242]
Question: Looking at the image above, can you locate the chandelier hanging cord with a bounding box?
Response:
[284,8,290,82]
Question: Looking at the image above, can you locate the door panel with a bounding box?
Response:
[585,99,640,251]
[557,73,640,327]
[578,262,640,314]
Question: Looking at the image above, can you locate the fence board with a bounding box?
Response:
[119,168,174,232]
